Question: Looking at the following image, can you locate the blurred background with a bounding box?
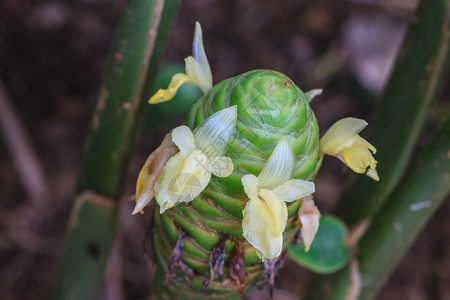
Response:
[0,0,449,299]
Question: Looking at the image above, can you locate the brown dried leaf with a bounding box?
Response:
[163,230,193,286]
[133,130,178,215]
[298,196,321,252]
[229,239,247,297]
[258,253,285,298]
[202,233,227,292]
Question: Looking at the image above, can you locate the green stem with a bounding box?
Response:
[335,0,450,225]
[77,0,179,198]
[304,1,450,297]
[356,115,450,299]
[54,193,119,300]
[305,115,450,300]
[53,1,180,299]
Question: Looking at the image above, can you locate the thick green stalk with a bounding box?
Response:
[335,0,450,225]
[304,1,450,298]
[54,1,180,299]
[77,0,180,198]
[54,193,118,300]
[356,115,450,298]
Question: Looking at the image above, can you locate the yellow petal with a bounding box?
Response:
[242,189,287,260]
[257,137,294,190]
[273,179,315,203]
[172,125,195,154]
[133,158,154,215]
[133,132,177,215]
[208,156,234,177]
[148,22,212,105]
[352,134,377,154]
[149,73,190,104]
[298,196,321,252]
[185,22,212,94]
[154,150,211,213]
[320,118,379,181]
[340,144,379,181]
[258,189,287,235]
[194,106,237,158]
[320,118,368,155]
[305,89,323,103]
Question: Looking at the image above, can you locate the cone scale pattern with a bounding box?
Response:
[152,70,320,299]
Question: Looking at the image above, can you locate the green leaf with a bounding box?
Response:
[288,215,350,274]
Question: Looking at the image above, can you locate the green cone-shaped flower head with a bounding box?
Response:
[152,69,320,299]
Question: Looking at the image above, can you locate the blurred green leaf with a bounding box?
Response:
[335,0,450,226]
[288,215,350,274]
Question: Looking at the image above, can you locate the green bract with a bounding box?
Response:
[153,69,320,299]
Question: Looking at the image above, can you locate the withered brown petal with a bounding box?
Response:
[229,239,247,297]
[163,230,193,286]
[202,233,227,292]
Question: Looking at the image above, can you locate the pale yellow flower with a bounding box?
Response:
[149,22,212,104]
[242,137,315,260]
[152,106,237,214]
[320,117,379,181]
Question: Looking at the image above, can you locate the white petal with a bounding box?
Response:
[154,152,186,212]
[154,150,211,213]
[241,174,258,199]
[208,156,234,177]
[273,179,315,203]
[242,190,287,260]
[298,196,321,252]
[320,118,368,155]
[172,126,195,154]
[193,106,237,158]
[305,89,323,102]
[257,137,294,189]
[366,168,379,181]
[185,22,212,94]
